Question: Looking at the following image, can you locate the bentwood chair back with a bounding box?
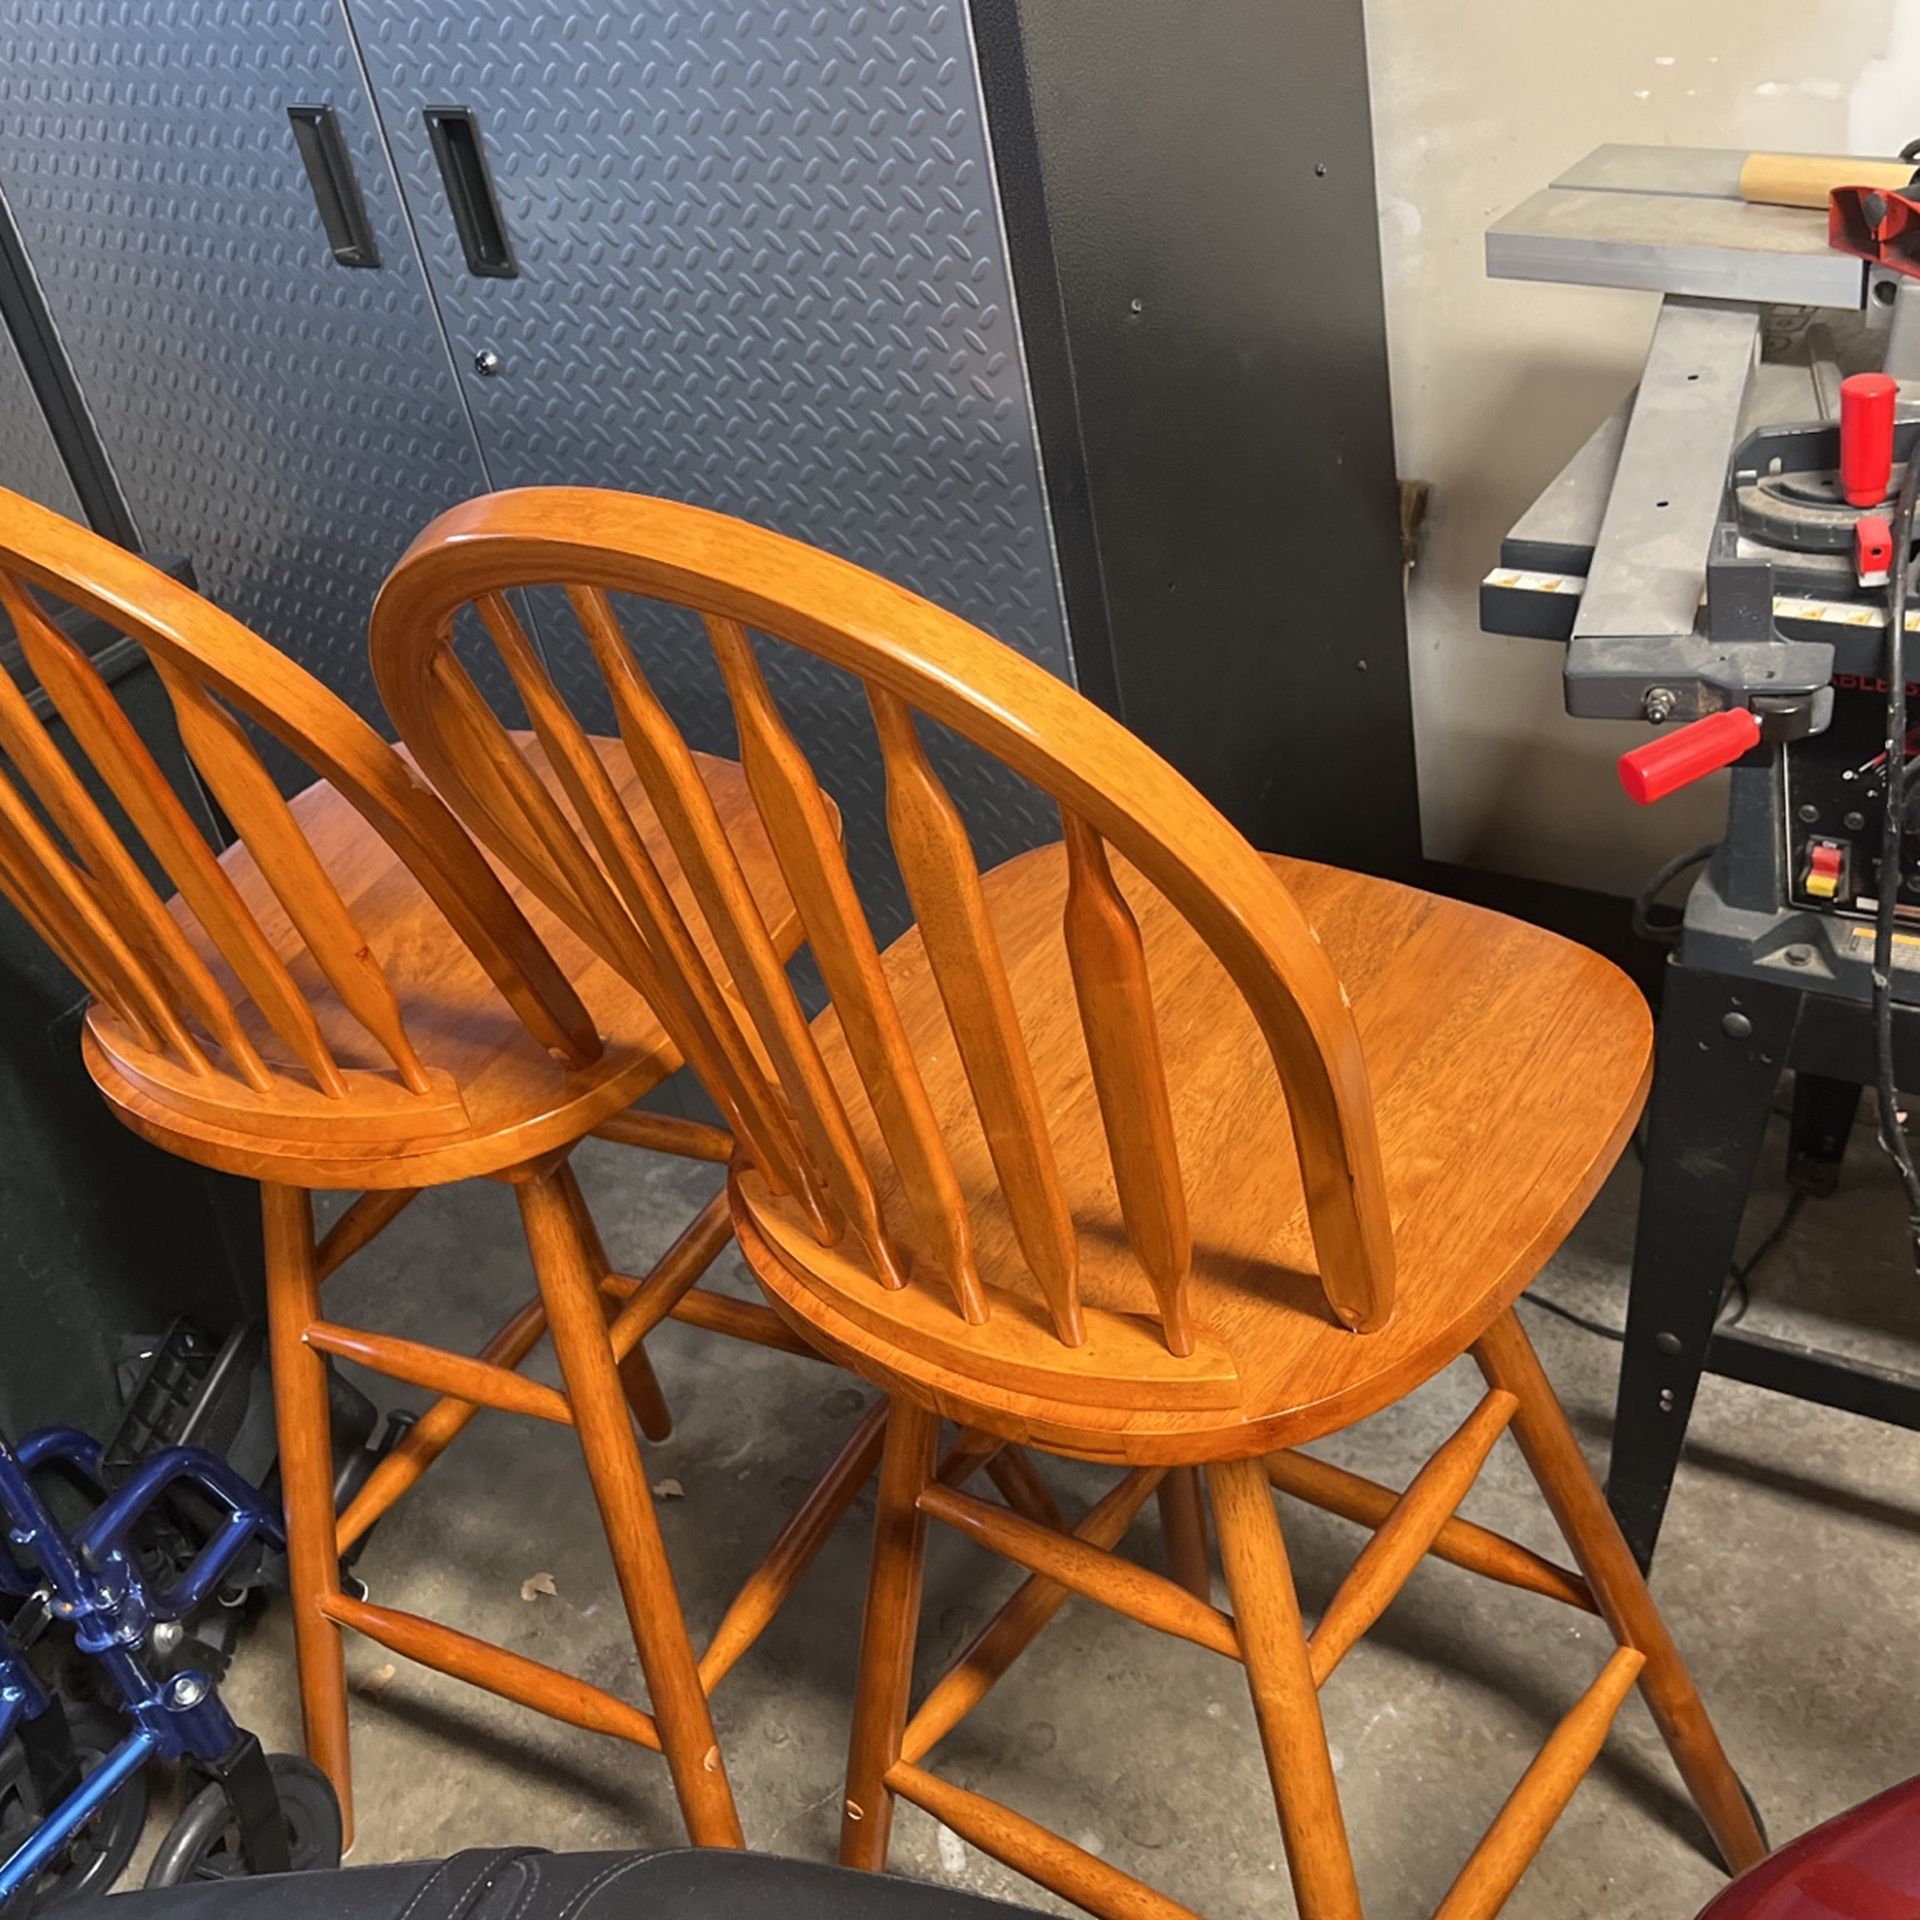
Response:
[0,490,879,1860]
[371,488,1766,1920]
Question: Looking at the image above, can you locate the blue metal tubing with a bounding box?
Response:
[15,1431,104,1482]
[0,1726,154,1907]
[0,1432,109,1598]
[0,1648,51,1751]
[74,1445,283,1621]
[0,1431,91,1607]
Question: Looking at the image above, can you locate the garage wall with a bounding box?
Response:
[1363,0,1920,897]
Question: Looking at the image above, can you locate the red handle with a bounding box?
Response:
[1618,708,1764,805]
[1841,371,1897,506]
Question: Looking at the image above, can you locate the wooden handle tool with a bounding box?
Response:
[1739,151,1917,212]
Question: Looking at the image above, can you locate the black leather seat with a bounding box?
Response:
[65,1850,1039,1920]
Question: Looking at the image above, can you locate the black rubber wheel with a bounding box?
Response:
[144,1754,342,1887]
[0,1705,148,1912]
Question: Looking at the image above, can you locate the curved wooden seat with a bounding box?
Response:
[87,737,803,1189]
[735,843,1651,1460]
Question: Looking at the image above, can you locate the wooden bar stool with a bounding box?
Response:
[372,488,1767,1920]
[0,490,896,1855]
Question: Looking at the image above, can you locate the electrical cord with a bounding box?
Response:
[1871,436,1920,1267]
[1630,841,1718,948]
[1521,1188,1805,1343]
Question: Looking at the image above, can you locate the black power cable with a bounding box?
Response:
[1630,841,1718,948]
[1872,438,1920,1267]
[1521,1188,1803,1342]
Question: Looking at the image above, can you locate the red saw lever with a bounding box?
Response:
[1618,708,1764,805]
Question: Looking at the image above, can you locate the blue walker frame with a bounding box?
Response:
[0,1424,288,1904]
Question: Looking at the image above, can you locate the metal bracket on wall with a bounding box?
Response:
[0,183,137,547]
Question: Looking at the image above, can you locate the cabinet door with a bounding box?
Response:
[345,0,1073,927]
[0,328,80,521]
[0,0,490,729]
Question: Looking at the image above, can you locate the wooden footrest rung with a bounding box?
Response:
[902,1467,1165,1766]
[917,1481,1240,1660]
[306,1319,572,1426]
[1309,1389,1517,1685]
[698,1399,889,1692]
[1432,1645,1646,1920]
[321,1590,661,1752]
[1265,1449,1595,1615]
[669,1287,821,1357]
[590,1108,733,1163]
[316,1189,419,1281]
[884,1762,1202,1920]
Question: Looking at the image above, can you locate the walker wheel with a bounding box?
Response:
[0,1705,148,1911]
[144,1754,341,1886]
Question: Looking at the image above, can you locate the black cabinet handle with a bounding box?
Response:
[287,106,381,268]
[423,108,518,278]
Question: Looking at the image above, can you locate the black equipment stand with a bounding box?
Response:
[1608,757,1920,1571]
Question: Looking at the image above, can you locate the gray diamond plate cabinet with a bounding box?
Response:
[0,0,1415,922]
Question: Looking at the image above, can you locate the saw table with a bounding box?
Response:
[1484,144,1920,1570]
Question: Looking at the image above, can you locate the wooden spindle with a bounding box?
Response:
[884,1763,1205,1920]
[6,587,347,1094]
[0,582,269,1082]
[0,761,199,1060]
[472,593,824,1223]
[1060,812,1194,1354]
[872,687,1080,1342]
[155,662,433,1095]
[571,587,909,1288]
[707,613,986,1324]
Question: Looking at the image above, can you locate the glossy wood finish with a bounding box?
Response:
[1262,1449,1596,1614]
[261,1185,354,1845]
[733,839,1652,1461]
[1472,1312,1766,1874]
[0,491,892,1857]
[1306,1390,1516,1686]
[1156,1469,1211,1600]
[372,490,1395,1337]
[842,1396,940,1869]
[516,1165,741,1847]
[369,488,1761,1919]
[1431,1646,1645,1920]
[323,1589,662,1752]
[1211,1455,1362,1920]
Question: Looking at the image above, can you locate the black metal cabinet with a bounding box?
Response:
[0,0,492,734]
[0,581,262,1437]
[0,0,1415,888]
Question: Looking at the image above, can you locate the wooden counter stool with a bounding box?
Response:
[372,488,1767,1920]
[0,490,894,1856]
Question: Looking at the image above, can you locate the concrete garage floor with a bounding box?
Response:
[202,1104,1920,1920]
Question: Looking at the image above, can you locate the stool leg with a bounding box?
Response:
[1474,1308,1766,1874]
[1157,1466,1211,1599]
[555,1158,673,1442]
[261,1184,354,1849]
[841,1393,940,1870]
[517,1165,742,1848]
[1210,1457,1363,1920]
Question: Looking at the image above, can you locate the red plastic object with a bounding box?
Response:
[1618,708,1764,805]
[1841,372,1897,505]
[1830,182,1920,282]
[1857,513,1895,584]
[1696,1771,1920,1919]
